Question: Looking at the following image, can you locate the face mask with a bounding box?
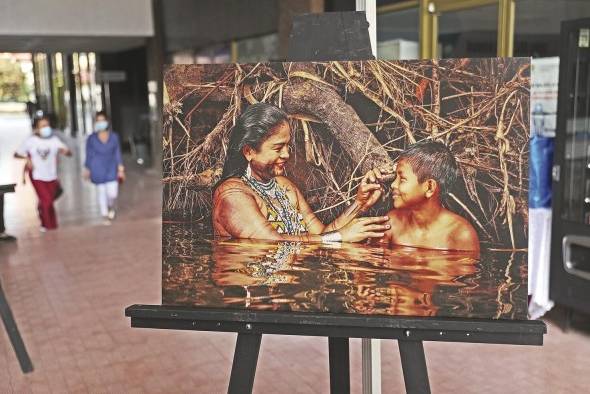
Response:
[39,126,52,138]
[95,120,109,132]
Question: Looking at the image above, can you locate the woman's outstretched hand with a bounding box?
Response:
[339,216,390,242]
[355,166,395,211]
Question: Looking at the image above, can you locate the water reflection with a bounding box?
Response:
[162,223,527,319]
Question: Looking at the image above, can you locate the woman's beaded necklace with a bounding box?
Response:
[242,173,305,235]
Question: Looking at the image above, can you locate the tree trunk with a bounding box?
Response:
[282,67,393,175]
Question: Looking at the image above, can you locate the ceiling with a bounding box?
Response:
[0,0,153,53]
[0,36,149,53]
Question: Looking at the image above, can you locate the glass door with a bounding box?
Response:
[438,3,498,58]
[560,28,590,224]
[412,0,514,59]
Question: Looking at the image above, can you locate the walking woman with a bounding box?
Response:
[14,114,72,232]
[212,103,390,243]
[83,111,125,221]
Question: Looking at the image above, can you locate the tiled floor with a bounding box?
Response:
[1,113,589,393]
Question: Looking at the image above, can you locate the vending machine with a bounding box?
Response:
[550,18,590,318]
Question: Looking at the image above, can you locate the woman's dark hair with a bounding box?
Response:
[32,114,51,129]
[219,103,289,182]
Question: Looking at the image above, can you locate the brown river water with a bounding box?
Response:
[162,223,527,320]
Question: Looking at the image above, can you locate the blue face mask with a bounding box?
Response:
[95,120,109,132]
[39,126,52,138]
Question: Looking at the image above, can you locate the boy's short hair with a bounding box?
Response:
[398,140,459,196]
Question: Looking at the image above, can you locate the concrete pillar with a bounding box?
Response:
[146,0,165,173]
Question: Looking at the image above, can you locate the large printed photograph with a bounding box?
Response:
[162,59,530,319]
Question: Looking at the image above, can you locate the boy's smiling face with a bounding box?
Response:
[391,159,430,209]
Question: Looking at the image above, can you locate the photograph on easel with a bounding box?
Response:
[162,59,530,320]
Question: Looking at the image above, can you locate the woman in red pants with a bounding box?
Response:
[14,115,72,231]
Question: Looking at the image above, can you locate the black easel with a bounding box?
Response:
[227,332,262,393]
[126,306,545,394]
[0,183,33,373]
[287,12,374,62]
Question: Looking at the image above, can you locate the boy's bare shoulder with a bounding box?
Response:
[447,210,474,228]
[442,210,479,247]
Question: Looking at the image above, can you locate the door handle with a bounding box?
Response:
[552,164,560,182]
[563,235,590,281]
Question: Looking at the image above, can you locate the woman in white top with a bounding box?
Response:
[14,115,71,231]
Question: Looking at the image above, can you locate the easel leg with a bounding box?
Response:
[328,337,350,394]
[0,281,33,373]
[398,340,431,394]
[228,333,262,394]
[564,307,573,332]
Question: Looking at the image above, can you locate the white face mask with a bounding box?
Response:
[95,120,109,132]
[39,126,52,138]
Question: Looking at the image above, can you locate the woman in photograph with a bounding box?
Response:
[83,111,125,222]
[14,114,72,231]
[212,103,390,243]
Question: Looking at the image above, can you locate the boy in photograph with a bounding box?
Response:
[363,140,480,252]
